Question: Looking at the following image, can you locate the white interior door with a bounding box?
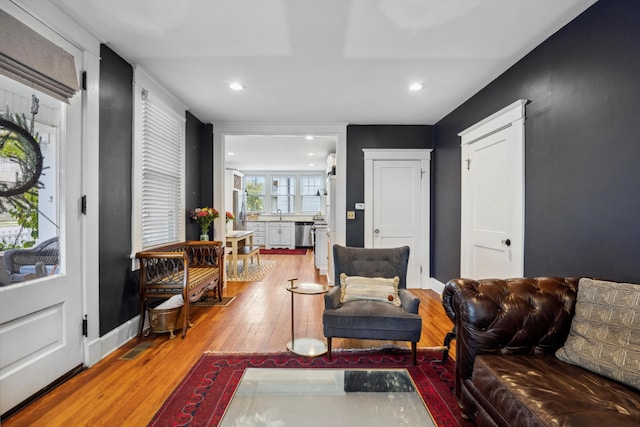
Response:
[0,65,84,416]
[460,100,526,279]
[364,150,431,289]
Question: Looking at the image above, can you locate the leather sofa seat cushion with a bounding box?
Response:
[471,355,640,427]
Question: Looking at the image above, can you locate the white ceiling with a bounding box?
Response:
[225,134,337,172]
[47,0,596,170]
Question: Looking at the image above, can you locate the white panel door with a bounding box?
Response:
[460,100,526,279]
[467,127,518,278]
[0,57,84,416]
[364,149,431,289]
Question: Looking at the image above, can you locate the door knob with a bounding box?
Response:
[501,238,511,247]
[374,229,380,234]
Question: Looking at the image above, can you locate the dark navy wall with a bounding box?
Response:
[185,117,213,241]
[98,47,209,336]
[98,45,136,335]
[433,1,640,284]
[345,125,434,247]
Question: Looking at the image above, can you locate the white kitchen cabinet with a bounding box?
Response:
[245,221,266,246]
[314,225,328,274]
[266,222,294,249]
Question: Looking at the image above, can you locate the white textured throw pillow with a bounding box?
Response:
[340,273,401,306]
[555,278,640,391]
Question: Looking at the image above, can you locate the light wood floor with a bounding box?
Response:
[4,251,456,426]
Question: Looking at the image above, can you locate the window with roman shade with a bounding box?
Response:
[132,68,186,252]
[0,10,78,103]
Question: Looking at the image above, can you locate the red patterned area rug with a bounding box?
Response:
[149,348,470,426]
[259,248,307,255]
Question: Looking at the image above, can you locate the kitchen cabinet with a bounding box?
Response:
[245,221,266,246]
[314,225,328,274]
[267,222,294,249]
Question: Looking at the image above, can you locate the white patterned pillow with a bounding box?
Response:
[340,273,401,306]
[555,278,640,390]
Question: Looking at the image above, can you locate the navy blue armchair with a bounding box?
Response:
[323,245,422,364]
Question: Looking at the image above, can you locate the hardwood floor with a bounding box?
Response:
[3,251,456,426]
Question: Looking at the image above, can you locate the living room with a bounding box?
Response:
[1,0,639,424]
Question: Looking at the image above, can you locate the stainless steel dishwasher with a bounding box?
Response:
[294,221,314,247]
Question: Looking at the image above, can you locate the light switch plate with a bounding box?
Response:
[355,203,365,210]
[347,211,356,219]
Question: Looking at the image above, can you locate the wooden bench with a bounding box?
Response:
[235,245,260,273]
[135,240,224,338]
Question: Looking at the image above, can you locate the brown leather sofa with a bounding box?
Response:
[442,277,640,427]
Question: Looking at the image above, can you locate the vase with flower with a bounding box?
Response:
[190,207,219,240]
[225,211,235,231]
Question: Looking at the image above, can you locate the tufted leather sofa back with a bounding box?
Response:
[442,277,580,396]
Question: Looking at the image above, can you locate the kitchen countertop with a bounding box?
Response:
[245,216,322,222]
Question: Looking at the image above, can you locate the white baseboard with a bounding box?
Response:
[429,277,446,294]
[85,315,141,367]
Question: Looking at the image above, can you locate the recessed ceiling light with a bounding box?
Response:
[305,135,314,140]
[409,82,424,91]
[308,163,315,167]
[307,152,315,156]
[229,82,245,91]
[228,152,235,156]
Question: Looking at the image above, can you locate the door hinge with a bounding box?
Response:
[81,195,87,215]
[82,315,88,337]
[421,169,425,179]
[82,71,87,91]
[466,158,472,170]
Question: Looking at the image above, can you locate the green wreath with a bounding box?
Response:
[0,115,44,209]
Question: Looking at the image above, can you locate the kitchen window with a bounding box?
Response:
[300,175,323,213]
[271,176,296,214]
[245,175,265,212]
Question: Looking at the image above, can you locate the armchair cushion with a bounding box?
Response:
[340,273,401,306]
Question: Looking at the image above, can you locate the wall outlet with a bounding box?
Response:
[347,211,356,219]
[355,202,365,210]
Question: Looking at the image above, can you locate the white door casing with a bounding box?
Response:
[364,149,431,289]
[459,99,526,279]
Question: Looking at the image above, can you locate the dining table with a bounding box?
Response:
[225,230,254,279]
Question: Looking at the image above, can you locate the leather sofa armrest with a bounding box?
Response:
[442,278,461,325]
[399,289,420,313]
[447,276,580,396]
[324,286,341,309]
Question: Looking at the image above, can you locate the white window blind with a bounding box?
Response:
[301,175,323,213]
[140,93,184,248]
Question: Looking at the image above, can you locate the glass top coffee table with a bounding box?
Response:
[219,368,436,426]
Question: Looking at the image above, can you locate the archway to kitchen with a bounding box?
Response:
[212,123,347,260]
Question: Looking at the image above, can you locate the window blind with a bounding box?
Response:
[140,94,184,248]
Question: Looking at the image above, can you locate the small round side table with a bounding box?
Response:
[286,280,329,357]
